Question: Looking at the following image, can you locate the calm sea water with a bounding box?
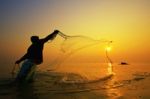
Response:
[0,63,150,99]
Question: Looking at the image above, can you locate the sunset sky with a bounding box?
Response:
[0,0,150,66]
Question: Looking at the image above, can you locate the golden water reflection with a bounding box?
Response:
[107,62,115,75]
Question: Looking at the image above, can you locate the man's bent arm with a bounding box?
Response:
[15,53,28,64]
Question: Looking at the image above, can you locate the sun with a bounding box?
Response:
[105,46,112,52]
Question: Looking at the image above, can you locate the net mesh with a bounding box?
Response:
[39,32,113,82]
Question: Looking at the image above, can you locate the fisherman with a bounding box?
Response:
[14,30,59,83]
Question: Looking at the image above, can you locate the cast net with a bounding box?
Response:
[39,31,113,83]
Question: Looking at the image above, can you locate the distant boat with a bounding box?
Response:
[120,62,129,65]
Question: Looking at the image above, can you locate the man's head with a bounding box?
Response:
[31,36,39,43]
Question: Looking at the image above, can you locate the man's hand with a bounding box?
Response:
[54,30,59,34]
[15,60,21,64]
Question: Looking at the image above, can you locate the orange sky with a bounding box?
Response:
[0,0,150,64]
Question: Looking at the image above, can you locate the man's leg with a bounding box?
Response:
[25,64,36,82]
[16,60,36,82]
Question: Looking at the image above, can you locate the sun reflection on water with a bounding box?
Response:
[108,63,113,75]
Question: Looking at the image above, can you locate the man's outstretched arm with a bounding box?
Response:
[41,30,59,43]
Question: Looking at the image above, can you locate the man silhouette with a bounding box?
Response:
[15,30,59,82]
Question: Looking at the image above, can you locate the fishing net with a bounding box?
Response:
[40,31,113,83]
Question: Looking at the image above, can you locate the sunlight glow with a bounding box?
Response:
[106,46,112,52]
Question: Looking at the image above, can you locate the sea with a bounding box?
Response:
[0,63,150,99]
